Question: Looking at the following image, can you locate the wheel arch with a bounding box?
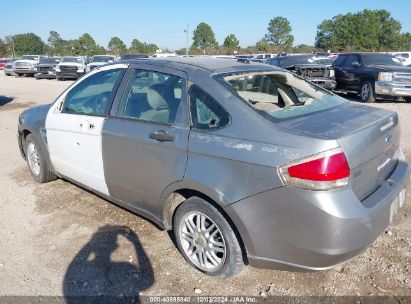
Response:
[161,184,249,264]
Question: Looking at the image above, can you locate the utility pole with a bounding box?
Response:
[11,38,15,58]
[184,24,189,56]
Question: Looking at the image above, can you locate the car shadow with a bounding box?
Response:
[63,225,154,303]
[0,96,14,106]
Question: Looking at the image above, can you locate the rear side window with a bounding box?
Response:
[189,85,230,130]
[62,69,123,115]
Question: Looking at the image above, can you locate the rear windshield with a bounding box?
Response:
[219,71,345,121]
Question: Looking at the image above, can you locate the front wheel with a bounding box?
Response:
[25,134,56,183]
[360,81,376,103]
[173,197,244,277]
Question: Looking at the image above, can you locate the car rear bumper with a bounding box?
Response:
[224,149,409,271]
[375,81,411,97]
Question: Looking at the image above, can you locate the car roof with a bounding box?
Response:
[120,57,279,74]
[338,52,393,56]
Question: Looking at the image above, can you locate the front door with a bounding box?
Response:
[46,68,125,195]
[102,66,189,218]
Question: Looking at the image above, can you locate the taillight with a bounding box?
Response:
[279,149,350,190]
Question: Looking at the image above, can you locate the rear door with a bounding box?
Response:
[46,67,125,195]
[102,64,189,219]
[339,54,362,91]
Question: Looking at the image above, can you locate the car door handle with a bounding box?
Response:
[149,130,175,142]
[80,121,95,129]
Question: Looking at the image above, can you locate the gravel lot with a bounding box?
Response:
[0,72,410,299]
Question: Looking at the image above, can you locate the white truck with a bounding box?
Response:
[14,55,47,76]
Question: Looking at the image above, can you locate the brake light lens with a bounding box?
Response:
[279,150,350,190]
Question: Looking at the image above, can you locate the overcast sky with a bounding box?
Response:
[1,0,410,50]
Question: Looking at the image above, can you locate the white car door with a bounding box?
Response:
[45,67,125,195]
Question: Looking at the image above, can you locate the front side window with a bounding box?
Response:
[362,54,403,66]
[343,55,360,67]
[189,85,230,130]
[220,71,345,121]
[117,70,183,125]
[62,69,123,115]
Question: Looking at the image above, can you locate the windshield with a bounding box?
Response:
[21,55,38,61]
[314,58,334,65]
[278,56,316,68]
[40,57,60,64]
[363,54,403,66]
[220,71,345,121]
[61,57,84,64]
[91,56,114,63]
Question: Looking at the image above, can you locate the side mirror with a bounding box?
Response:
[352,61,360,67]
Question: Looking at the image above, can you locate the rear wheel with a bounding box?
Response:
[173,197,244,277]
[360,81,376,103]
[25,134,56,183]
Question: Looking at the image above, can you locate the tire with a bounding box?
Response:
[25,134,56,183]
[173,197,244,277]
[360,81,376,103]
[405,97,411,103]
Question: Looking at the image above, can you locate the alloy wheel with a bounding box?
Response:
[179,211,227,272]
[27,141,41,176]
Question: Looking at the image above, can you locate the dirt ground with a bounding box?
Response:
[0,72,410,299]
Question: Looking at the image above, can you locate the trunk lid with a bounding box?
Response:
[277,102,400,201]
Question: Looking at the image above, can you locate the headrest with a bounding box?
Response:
[147,84,168,110]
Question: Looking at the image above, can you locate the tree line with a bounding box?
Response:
[0,9,410,58]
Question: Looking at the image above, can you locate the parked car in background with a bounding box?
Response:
[333,52,411,102]
[0,58,11,69]
[390,52,411,66]
[14,55,47,77]
[55,56,87,80]
[266,55,337,90]
[3,58,18,76]
[251,53,276,63]
[18,58,408,277]
[34,57,61,80]
[120,53,149,60]
[86,55,116,73]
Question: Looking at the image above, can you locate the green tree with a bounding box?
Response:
[255,39,270,52]
[192,22,218,51]
[129,39,158,54]
[12,33,45,56]
[129,38,145,53]
[0,39,8,57]
[293,44,316,53]
[265,17,294,51]
[78,33,105,56]
[315,9,410,51]
[223,34,240,49]
[108,36,127,56]
[47,31,67,55]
